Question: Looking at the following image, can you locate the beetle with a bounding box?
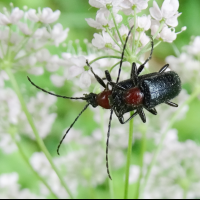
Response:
[27,26,181,180]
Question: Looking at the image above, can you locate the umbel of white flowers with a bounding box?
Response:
[0,5,69,75]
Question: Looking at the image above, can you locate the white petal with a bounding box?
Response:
[89,0,104,8]
[166,13,181,27]
[80,72,91,88]
[149,1,162,21]
[10,7,24,24]
[68,66,84,79]
[85,18,102,29]
[92,33,105,49]
[0,13,11,25]
[26,9,39,22]
[162,0,179,18]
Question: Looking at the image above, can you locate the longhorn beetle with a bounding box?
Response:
[28,26,181,180]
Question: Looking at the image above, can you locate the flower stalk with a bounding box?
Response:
[124,112,134,199]
[9,129,58,199]
[5,67,74,199]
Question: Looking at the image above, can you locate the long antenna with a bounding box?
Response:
[106,109,114,180]
[57,103,90,155]
[27,76,87,100]
[116,26,134,84]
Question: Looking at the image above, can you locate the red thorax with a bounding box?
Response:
[96,90,112,109]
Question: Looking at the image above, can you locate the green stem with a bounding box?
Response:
[106,27,123,51]
[183,189,188,199]
[124,112,134,199]
[109,61,120,73]
[134,31,142,53]
[134,130,146,199]
[140,86,200,198]
[110,9,130,55]
[6,27,12,57]
[108,46,122,54]
[5,67,74,199]
[100,108,114,199]
[110,9,123,45]
[89,55,122,65]
[9,131,58,199]
[146,41,161,52]
[132,8,137,53]
[137,21,165,58]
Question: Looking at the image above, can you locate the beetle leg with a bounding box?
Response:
[131,63,138,85]
[159,64,169,73]
[165,100,178,107]
[106,109,114,180]
[108,82,126,90]
[145,107,157,115]
[137,37,154,75]
[105,70,112,82]
[137,107,146,123]
[86,60,106,88]
[118,111,138,124]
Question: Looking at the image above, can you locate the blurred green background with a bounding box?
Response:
[0,0,200,198]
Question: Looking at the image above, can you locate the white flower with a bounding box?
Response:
[129,15,151,31]
[0,7,24,25]
[89,0,124,11]
[66,56,102,88]
[187,36,200,56]
[151,20,176,43]
[46,55,62,72]
[92,31,115,49]
[27,8,60,24]
[19,92,57,139]
[144,138,200,199]
[121,0,149,15]
[17,22,32,35]
[0,173,43,198]
[51,23,69,46]
[160,26,177,43]
[135,32,150,47]
[150,0,181,27]
[86,9,113,29]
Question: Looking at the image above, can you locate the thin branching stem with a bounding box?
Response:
[5,67,74,199]
[124,112,134,199]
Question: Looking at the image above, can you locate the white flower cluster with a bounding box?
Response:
[166,36,200,85]
[0,172,43,198]
[0,87,57,154]
[86,0,184,54]
[30,152,77,198]
[0,5,68,77]
[144,130,200,199]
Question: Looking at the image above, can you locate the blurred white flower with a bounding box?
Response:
[0,7,24,25]
[121,0,149,15]
[17,22,32,35]
[187,36,200,56]
[27,8,60,24]
[0,173,42,198]
[30,152,77,198]
[150,0,181,27]
[51,23,69,46]
[144,133,200,199]
[66,56,102,88]
[160,26,177,43]
[89,0,124,11]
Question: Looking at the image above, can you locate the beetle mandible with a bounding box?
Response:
[27,26,181,180]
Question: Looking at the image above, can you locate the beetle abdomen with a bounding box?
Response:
[140,71,181,109]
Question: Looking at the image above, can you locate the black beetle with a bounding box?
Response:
[27,26,181,179]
